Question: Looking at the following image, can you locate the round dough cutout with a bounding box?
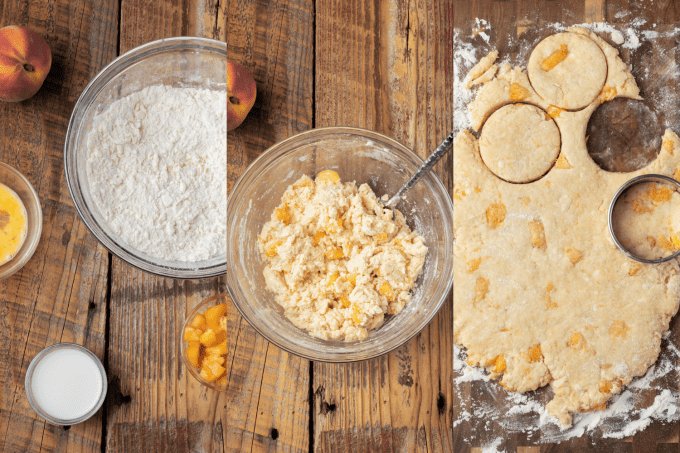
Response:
[479,103,560,183]
[528,32,607,110]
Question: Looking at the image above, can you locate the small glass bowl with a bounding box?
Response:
[24,343,107,426]
[64,37,226,278]
[226,127,454,362]
[180,293,228,391]
[0,162,42,280]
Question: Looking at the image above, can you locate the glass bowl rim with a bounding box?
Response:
[64,36,227,279]
[0,161,43,281]
[226,126,453,362]
[180,293,228,391]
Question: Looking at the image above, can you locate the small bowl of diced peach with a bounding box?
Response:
[181,293,228,390]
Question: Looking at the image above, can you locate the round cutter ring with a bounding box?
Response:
[608,174,680,264]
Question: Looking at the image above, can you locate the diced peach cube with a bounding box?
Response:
[325,248,344,260]
[205,303,227,330]
[186,341,203,368]
[183,326,201,343]
[200,329,217,347]
[316,170,340,184]
[191,313,206,329]
[206,340,227,356]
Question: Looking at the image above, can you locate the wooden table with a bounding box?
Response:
[227,0,453,452]
[0,1,226,452]
[454,0,680,452]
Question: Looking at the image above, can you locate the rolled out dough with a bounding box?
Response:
[456,29,680,427]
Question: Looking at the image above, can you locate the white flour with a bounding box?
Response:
[454,342,680,444]
[86,85,226,262]
[454,19,680,445]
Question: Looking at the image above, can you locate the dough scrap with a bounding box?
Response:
[468,64,498,88]
[464,50,499,88]
[455,31,680,427]
[468,63,543,131]
[569,27,641,102]
[480,103,561,183]
[528,32,607,109]
[259,174,427,342]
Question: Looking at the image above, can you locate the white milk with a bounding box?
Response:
[30,347,103,420]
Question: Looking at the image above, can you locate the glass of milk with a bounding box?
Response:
[25,343,107,425]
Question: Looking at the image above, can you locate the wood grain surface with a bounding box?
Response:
[0,0,226,452]
[226,0,314,451]
[453,0,680,451]
[0,0,116,451]
[226,0,453,452]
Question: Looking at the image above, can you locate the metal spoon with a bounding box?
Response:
[380,131,454,218]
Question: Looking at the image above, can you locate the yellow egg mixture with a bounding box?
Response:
[0,183,28,265]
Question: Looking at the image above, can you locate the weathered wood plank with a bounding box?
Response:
[104,1,226,452]
[0,0,117,451]
[225,0,315,451]
[313,0,453,452]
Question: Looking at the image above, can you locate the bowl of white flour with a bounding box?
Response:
[64,37,226,278]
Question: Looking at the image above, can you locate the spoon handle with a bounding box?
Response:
[386,130,454,207]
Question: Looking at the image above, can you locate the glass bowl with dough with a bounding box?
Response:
[227,127,453,362]
[0,162,42,281]
[64,37,227,278]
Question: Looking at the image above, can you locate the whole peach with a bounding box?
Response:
[227,60,256,131]
[0,26,52,102]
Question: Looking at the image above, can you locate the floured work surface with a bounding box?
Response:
[454,14,680,448]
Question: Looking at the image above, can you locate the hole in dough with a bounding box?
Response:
[586,98,662,173]
[528,32,607,110]
[479,103,560,184]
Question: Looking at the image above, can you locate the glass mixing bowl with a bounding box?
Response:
[64,37,226,278]
[227,127,453,362]
[0,162,42,280]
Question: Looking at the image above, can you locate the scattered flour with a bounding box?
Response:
[86,85,227,262]
[472,18,491,44]
[453,31,477,134]
[454,343,680,445]
[454,18,680,446]
[481,437,505,453]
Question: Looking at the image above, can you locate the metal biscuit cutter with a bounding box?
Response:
[608,174,680,264]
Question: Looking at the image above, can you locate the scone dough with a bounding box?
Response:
[528,32,607,109]
[456,29,680,428]
[480,103,561,183]
[464,50,499,88]
[258,174,427,342]
[468,63,544,131]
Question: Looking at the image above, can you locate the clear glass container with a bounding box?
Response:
[180,293,228,391]
[24,343,107,426]
[226,127,454,362]
[0,162,42,280]
[64,37,226,278]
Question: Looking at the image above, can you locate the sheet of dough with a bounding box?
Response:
[454,29,680,427]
